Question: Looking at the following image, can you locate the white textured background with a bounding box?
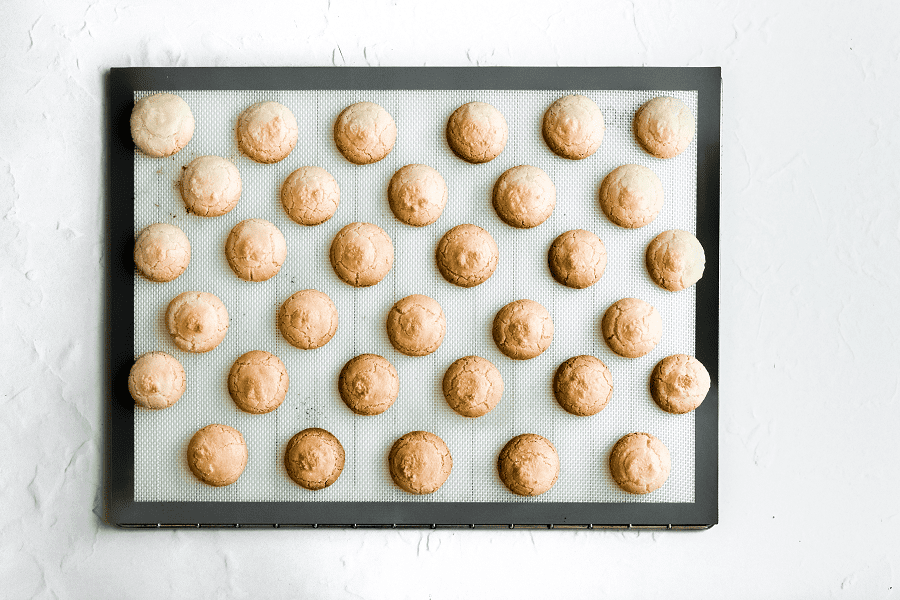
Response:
[1,0,898,598]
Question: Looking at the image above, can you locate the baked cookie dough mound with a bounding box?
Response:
[237,101,298,164]
[134,223,190,283]
[187,424,247,487]
[278,289,338,350]
[599,164,664,229]
[225,219,287,282]
[547,229,607,289]
[609,432,671,495]
[435,224,498,288]
[128,351,186,409]
[386,294,446,357]
[634,96,695,159]
[334,102,397,165]
[330,222,394,287]
[542,94,605,160]
[442,355,504,418]
[492,299,553,360]
[180,155,242,217]
[389,431,452,495]
[281,166,340,226]
[553,355,613,417]
[498,434,559,497]
[646,229,705,292]
[601,298,662,358]
[650,354,710,414]
[165,291,229,353]
[446,101,508,164]
[338,354,399,416]
[388,164,448,227]
[228,350,289,415]
[284,428,345,490]
[130,93,194,158]
[492,165,556,229]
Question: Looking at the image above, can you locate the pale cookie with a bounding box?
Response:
[128,351,186,410]
[237,101,298,164]
[386,294,446,357]
[134,223,191,283]
[553,355,613,417]
[492,299,553,360]
[498,433,559,497]
[330,222,394,287]
[633,96,695,159]
[165,291,229,353]
[442,356,503,418]
[388,164,448,227]
[446,101,508,164]
[333,102,397,165]
[601,298,662,359]
[492,165,556,229]
[225,219,287,282]
[609,432,671,495]
[187,424,247,487]
[338,354,399,416]
[180,155,242,217]
[389,431,452,495]
[227,350,289,415]
[547,229,607,289]
[599,164,664,229]
[645,229,705,292]
[278,289,338,350]
[281,166,340,226]
[284,428,345,490]
[650,354,711,414]
[130,93,194,158]
[542,94,605,160]
[435,224,498,288]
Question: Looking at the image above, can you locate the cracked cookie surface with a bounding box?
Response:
[645,229,705,291]
[165,291,229,353]
[225,218,287,282]
[609,432,671,495]
[386,294,446,357]
[389,431,452,495]
[599,164,664,229]
[601,297,662,358]
[134,223,191,283]
[498,433,559,497]
[187,424,247,487]
[278,289,338,350]
[633,96,695,159]
[338,354,399,415]
[547,229,607,289]
[442,356,503,418]
[553,355,613,416]
[228,350,289,415]
[542,94,605,160]
[334,102,396,165]
[492,299,553,360]
[237,101,298,164]
[130,92,194,158]
[435,224,498,288]
[446,101,508,164]
[128,351,186,410]
[492,165,556,229]
[281,166,340,226]
[330,222,394,287]
[284,428,345,490]
[388,164,447,227]
[180,155,242,217]
[650,354,710,414]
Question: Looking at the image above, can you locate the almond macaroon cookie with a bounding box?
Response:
[128,351,186,410]
[442,356,504,418]
[338,354,400,416]
[130,93,194,158]
[165,291,229,353]
[498,434,559,497]
[601,298,662,359]
[187,424,248,487]
[334,102,397,165]
[134,223,191,283]
[446,101,508,164]
[609,432,671,495]
[330,222,394,287]
[225,218,287,282]
[646,229,706,292]
[492,165,556,229]
[633,96,695,159]
[281,166,340,226]
[542,94,605,160]
[227,350,289,415]
[547,229,607,289]
[650,354,711,414]
[389,431,452,495]
[180,155,242,217]
[237,101,298,164]
[278,289,338,350]
[435,224,498,288]
[386,294,446,357]
[553,355,613,417]
[284,428,345,490]
[492,299,554,360]
[388,164,448,227]
[599,164,664,229]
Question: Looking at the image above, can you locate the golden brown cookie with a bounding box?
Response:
[547,229,607,289]
[599,164,664,229]
[165,291,229,353]
[601,298,662,358]
[130,93,194,158]
[281,166,340,226]
[333,102,397,165]
[338,354,399,416]
[542,94,605,160]
[389,431,452,495]
[633,96,695,159]
[134,223,191,283]
[330,222,394,287]
[435,224,498,288]
[284,428,345,490]
[186,424,248,487]
[386,295,446,357]
[278,289,339,350]
[609,432,671,495]
[498,433,559,497]
[553,355,613,416]
[442,356,504,418]
[128,351,186,410]
[446,101,508,163]
[237,101,298,164]
[492,165,556,229]
[650,354,710,414]
[227,350,289,415]
[388,164,448,227]
[492,299,553,360]
[645,229,705,292]
[180,155,242,217]
[225,218,287,282]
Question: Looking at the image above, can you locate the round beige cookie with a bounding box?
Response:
[492,299,554,360]
[601,298,662,358]
[225,219,287,282]
[553,355,613,417]
[389,431,452,495]
[646,229,706,292]
[599,164,664,229]
[187,424,248,487]
[498,433,559,497]
[284,428,345,490]
[542,94,605,160]
[386,294,446,357]
[650,354,711,414]
[134,223,191,283]
[281,166,340,226]
[609,432,671,495]
[330,222,394,287]
[338,354,399,416]
[227,350,289,415]
[547,229,607,289]
[180,155,242,217]
[442,356,504,418]
[634,96,695,159]
[128,351,186,410]
[333,102,397,165]
[278,289,338,350]
[435,224,498,288]
[237,101,298,164]
[165,291,229,353]
[130,93,194,158]
[388,164,448,227]
[492,165,556,229]
[446,101,508,164]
